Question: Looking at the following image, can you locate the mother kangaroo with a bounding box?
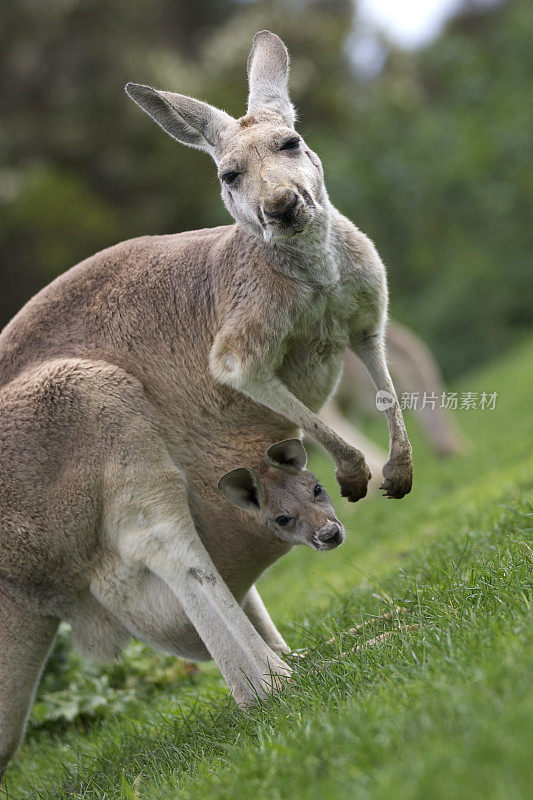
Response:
[0,31,412,774]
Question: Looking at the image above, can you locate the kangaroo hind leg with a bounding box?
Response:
[108,463,291,708]
[0,588,58,779]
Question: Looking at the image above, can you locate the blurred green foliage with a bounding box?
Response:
[1,0,531,375]
[31,624,199,730]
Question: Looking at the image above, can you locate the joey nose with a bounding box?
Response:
[317,522,344,545]
[263,189,298,222]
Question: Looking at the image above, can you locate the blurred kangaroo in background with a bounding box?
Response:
[0,31,412,774]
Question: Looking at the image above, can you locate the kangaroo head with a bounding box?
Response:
[218,439,345,551]
[126,31,328,243]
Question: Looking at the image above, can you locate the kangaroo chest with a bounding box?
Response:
[278,284,354,412]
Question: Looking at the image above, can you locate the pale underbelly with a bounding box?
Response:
[279,348,345,413]
[83,564,212,662]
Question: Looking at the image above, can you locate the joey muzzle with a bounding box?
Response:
[314,521,345,551]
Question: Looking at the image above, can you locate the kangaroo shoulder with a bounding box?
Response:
[331,211,386,285]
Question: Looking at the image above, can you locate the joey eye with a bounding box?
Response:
[313,484,323,498]
[221,171,240,185]
[275,515,291,527]
[280,137,300,151]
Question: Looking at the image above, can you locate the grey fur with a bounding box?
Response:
[0,30,412,776]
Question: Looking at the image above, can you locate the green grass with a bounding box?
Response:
[4,339,533,800]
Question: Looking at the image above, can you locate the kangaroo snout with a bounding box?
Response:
[263,188,299,223]
[315,521,345,550]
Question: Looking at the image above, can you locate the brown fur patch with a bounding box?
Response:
[238,109,283,128]
[238,114,257,128]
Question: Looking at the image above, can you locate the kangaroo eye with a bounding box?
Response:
[313,484,323,498]
[221,171,240,185]
[275,515,291,527]
[280,137,300,151]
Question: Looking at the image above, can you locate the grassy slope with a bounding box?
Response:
[5,339,533,800]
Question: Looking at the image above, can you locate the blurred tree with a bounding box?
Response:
[0,0,531,375]
[0,0,240,324]
[339,0,533,373]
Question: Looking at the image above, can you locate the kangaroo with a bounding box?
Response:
[0,30,412,774]
[0,428,339,776]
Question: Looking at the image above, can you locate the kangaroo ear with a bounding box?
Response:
[265,439,307,471]
[247,30,296,127]
[218,468,263,511]
[125,83,234,156]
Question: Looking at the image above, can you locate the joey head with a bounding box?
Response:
[219,439,345,552]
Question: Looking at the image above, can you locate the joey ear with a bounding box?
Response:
[265,439,307,471]
[125,83,234,155]
[218,468,263,511]
[247,30,296,127]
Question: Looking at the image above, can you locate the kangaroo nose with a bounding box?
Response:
[317,522,344,545]
[263,189,298,221]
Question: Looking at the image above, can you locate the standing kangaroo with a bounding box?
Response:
[0,31,412,775]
